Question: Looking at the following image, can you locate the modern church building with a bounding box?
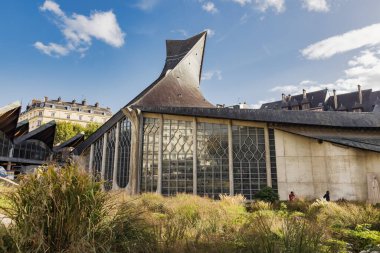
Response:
[73,31,380,202]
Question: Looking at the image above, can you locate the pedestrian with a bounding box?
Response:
[323,191,330,201]
[289,191,296,201]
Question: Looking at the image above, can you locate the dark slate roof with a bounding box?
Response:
[136,106,380,128]
[274,125,380,153]
[14,121,56,149]
[74,32,220,156]
[325,89,372,112]
[14,120,29,138]
[0,102,21,140]
[53,133,84,152]
[261,89,328,110]
[73,110,125,155]
[127,31,214,108]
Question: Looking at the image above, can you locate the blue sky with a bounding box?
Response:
[1,0,380,111]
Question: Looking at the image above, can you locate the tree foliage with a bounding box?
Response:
[54,121,101,145]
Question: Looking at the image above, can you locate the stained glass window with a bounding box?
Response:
[104,126,116,191]
[197,122,229,199]
[13,140,50,161]
[162,119,193,196]
[92,137,103,180]
[0,131,12,158]
[232,125,267,200]
[268,128,278,192]
[141,118,160,193]
[117,118,132,188]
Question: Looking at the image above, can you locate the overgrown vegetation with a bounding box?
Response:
[0,164,379,252]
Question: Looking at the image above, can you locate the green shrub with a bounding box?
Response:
[337,224,380,253]
[254,187,279,203]
[0,164,156,253]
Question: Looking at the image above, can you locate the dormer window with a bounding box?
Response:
[66,106,71,110]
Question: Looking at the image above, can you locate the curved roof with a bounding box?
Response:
[0,101,21,140]
[128,31,214,108]
[137,106,380,128]
[74,31,214,155]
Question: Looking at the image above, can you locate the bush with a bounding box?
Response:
[254,187,279,203]
[0,164,156,253]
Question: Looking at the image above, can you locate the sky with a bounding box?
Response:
[1,0,380,112]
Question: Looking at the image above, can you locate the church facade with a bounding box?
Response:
[73,32,380,202]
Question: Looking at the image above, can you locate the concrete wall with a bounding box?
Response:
[275,129,379,201]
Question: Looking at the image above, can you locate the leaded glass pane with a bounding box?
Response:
[269,128,278,192]
[0,131,12,158]
[117,117,131,188]
[13,139,50,161]
[197,122,229,199]
[141,118,159,193]
[104,126,117,191]
[162,119,193,196]
[92,138,103,180]
[232,125,267,200]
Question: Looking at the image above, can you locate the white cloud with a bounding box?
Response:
[301,0,329,12]
[35,0,125,57]
[134,0,159,11]
[252,98,275,109]
[271,47,380,96]
[204,28,215,38]
[302,23,380,60]
[231,0,252,6]
[34,41,69,57]
[40,0,64,16]
[202,70,222,81]
[202,2,218,14]
[255,0,285,13]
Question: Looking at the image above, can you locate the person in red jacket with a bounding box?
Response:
[289,191,296,201]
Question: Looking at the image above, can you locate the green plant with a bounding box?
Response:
[254,187,279,203]
[0,164,155,253]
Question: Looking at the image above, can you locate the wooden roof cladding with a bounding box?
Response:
[0,101,21,140]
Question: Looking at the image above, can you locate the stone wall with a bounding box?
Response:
[275,129,379,201]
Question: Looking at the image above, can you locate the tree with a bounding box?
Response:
[54,121,101,145]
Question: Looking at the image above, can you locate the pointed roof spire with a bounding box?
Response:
[128,31,213,108]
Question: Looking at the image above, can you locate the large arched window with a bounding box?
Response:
[232,125,267,200]
[141,118,160,193]
[104,126,117,190]
[116,117,131,188]
[92,138,103,180]
[162,119,193,196]
[197,122,229,199]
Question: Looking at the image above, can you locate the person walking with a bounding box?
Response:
[289,191,296,201]
[323,191,330,201]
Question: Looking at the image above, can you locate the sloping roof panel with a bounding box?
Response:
[137,106,380,128]
[0,101,21,140]
[14,121,56,149]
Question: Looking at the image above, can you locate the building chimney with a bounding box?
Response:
[302,89,307,99]
[358,84,362,104]
[288,94,292,101]
[333,89,337,109]
[82,99,87,106]
[95,102,99,108]
[72,99,76,104]
[282,93,286,102]
[44,96,48,102]
[58,96,62,102]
